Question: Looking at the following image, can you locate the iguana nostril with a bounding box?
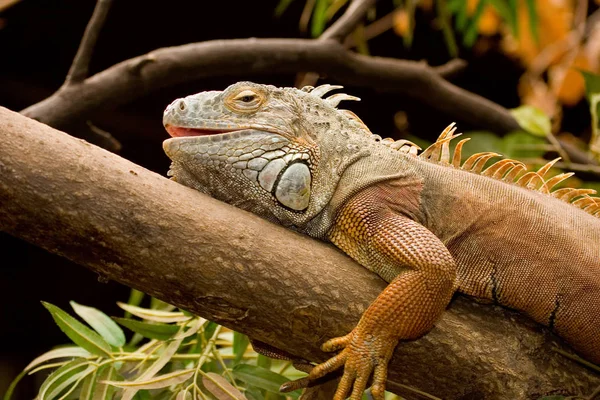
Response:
[178,100,186,111]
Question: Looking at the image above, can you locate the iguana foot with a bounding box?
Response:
[281,329,396,400]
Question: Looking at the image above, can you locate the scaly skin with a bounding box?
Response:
[162,82,600,399]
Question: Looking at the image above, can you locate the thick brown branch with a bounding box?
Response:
[1,108,597,399]
[22,39,519,134]
[64,0,113,85]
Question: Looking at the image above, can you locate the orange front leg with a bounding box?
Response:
[287,192,457,399]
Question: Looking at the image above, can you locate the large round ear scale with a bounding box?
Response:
[274,162,312,211]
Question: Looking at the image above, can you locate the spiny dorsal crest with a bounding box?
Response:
[302,85,598,217]
[420,123,600,218]
[302,84,421,154]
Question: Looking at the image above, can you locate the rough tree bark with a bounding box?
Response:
[0,108,598,399]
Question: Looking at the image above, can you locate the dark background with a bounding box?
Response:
[0,0,573,396]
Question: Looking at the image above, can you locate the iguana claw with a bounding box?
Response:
[282,329,395,400]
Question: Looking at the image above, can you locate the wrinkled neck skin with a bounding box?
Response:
[304,144,426,239]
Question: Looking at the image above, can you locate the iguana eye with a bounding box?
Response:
[225,88,264,112]
[236,92,256,103]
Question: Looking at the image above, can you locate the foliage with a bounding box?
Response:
[5,292,307,400]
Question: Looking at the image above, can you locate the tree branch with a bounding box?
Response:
[322,0,377,41]
[65,0,113,86]
[297,0,378,89]
[21,39,518,134]
[1,108,598,399]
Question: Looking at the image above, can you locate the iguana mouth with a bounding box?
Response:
[165,126,239,138]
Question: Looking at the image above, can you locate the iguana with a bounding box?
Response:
[162,81,600,399]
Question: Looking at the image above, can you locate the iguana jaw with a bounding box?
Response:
[164,123,291,140]
[165,126,235,137]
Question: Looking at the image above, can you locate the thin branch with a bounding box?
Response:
[21,38,518,134]
[1,107,599,399]
[320,0,377,42]
[64,0,113,86]
[297,0,377,87]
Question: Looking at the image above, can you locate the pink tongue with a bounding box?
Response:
[165,126,225,138]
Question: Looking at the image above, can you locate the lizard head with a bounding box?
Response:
[162,81,369,227]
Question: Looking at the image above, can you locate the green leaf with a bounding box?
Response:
[117,302,191,323]
[38,359,95,400]
[203,372,247,400]
[463,0,487,47]
[3,369,27,400]
[256,355,272,370]
[524,0,538,43]
[25,346,91,373]
[510,105,551,137]
[581,70,600,99]
[78,369,97,400]
[499,131,546,159]
[150,297,175,311]
[42,302,112,358]
[112,317,179,340]
[103,368,194,389]
[580,71,600,159]
[436,0,458,57]
[125,289,145,318]
[174,317,206,340]
[274,0,296,17]
[488,0,515,35]
[232,365,301,398]
[454,0,469,33]
[233,332,250,364]
[71,302,126,347]
[120,338,183,400]
[311,0,328,37]
[92,366,118,400]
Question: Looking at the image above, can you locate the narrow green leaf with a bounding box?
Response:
[311,0,328,37]
[71,302,126,347]
[500,131,546,159]
[579,71,600,159]
[524,0,538,43]
[403,0,417,49]
[233,332,250,364]
[510,105,551,137]
[38,359,95,400]
[488,0,514,34]
[204,321,219,340]
[256,355,272,370]
[42,302,112,358]
[92,366,118,400]
[274,0,296,17]
[125,289,145,318]
[454,0,469,32]
[103,368,194,389]
[175,317,206,340]
[232,365,300,397]
[78,369,97,400]
[25,346,91,373]
[112,317,179,340]
[581,70,600,99]
[463,0,487,47]
[3,369,27,400]
[243,387,265,400]
[203,372,247,400]
[150,297,175,311]
[117,302,191,323]
[436,0,458,57]
[120,338,183,400]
